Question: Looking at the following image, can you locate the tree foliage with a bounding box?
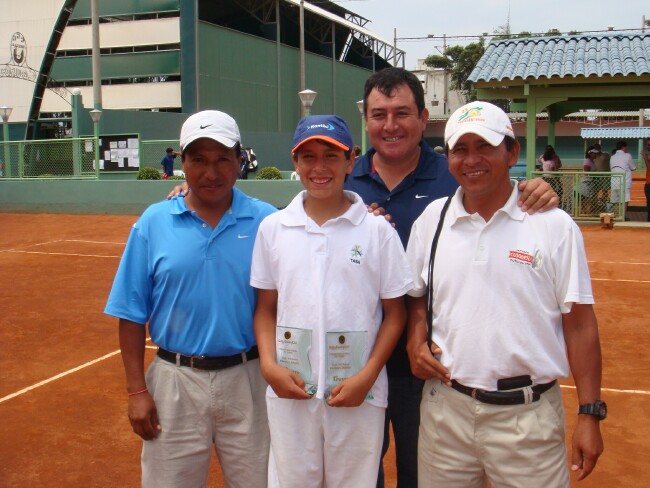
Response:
[423,38,486,103]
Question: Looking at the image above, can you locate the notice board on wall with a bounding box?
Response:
[96,134,140,171]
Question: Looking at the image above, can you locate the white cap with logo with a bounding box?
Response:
[180,110,241,151]
[445,101,514,150]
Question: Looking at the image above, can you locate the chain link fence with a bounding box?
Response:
[1,138,99,179]
[531,171,626,221]
[140,140,181,171]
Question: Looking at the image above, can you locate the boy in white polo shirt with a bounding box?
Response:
[251,115,413,488]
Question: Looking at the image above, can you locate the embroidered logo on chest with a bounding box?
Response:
[508,249,543,270]
[350,244,363,265]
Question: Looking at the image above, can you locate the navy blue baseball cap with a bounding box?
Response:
[292,115,354,153]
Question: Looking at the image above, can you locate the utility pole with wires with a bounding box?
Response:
[442,33,448,114]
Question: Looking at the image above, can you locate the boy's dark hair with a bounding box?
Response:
[166,147,174,153]
[363,67,425,116]
[292,139,352,161]
[615,140,627,151]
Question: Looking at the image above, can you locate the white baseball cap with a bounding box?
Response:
[180,110,241,151]
[445,101,514,150]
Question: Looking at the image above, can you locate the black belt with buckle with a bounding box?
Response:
[450,379,556,405]
[157,346,259,371]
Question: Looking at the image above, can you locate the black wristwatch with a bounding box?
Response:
[578,400,607,420]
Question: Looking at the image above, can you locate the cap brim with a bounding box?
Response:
[292,135,350,153]
[446,126,506,150]
[182,134,238,152]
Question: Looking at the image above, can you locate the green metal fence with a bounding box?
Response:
[531,171,626,221]
[1,138,99,179]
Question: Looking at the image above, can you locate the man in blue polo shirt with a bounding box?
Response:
[105,110,276,488]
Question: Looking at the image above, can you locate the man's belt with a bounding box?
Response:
[157,346,259,371]
[450,379,556,405]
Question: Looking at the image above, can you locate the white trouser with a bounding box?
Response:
[141,356,270,488]
[267,396,384,488]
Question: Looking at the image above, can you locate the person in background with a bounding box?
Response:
[593,143,611,172]
[407,101,604,487]
[353,144,362,159]
[539,145,563,208]
[581,147,599,215]
[610,140,637,219]
[240,146,251,179]
[538,144,562,171]
[160,147,180,179]
[106,111,275,488]
[642,138,650,222]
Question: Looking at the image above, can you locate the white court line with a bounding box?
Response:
[0,342,156,404]
[0,350,122,404]
[591,278,650,284]
[5,250,121,258]
[64,239,126,245]
[560,384,650,395]
[0,240,63,253]
[1,239,124,256]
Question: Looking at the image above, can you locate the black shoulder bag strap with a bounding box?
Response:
[426,196,452,349]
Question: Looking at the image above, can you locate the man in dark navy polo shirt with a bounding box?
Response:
[346,67,559,488]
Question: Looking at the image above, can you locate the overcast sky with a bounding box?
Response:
[332,0,650,69]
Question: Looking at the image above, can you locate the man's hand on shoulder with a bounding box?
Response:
[167,182,189,199]
[366,202,394,226]
[517,177,559,214]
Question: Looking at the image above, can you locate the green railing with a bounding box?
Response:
[0,138,184,179]
[531,171,626,221]
[1,138,99,179]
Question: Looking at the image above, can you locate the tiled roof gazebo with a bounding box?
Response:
[468,33,650,171]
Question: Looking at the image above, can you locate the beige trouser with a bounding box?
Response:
[141,356,270,488]
[418,379,569,488]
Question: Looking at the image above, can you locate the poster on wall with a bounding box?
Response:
[98,134,140,171]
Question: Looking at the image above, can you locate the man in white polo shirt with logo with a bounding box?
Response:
[405,101,605,487]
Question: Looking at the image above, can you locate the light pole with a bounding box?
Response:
[0,105,13,178]
[298,89,317,117]
[356,99,366,154]
[89,109,102,174]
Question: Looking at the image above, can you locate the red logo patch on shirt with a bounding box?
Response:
[509,250,534,266]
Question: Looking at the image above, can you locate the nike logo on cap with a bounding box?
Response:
[238,234,249,239]
[200,124,212,129]
[415,194,428,199]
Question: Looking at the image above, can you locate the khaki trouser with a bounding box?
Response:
[418,379,569,488]
[141,356,270,488]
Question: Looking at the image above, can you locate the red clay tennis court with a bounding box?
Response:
[1,212,649,487]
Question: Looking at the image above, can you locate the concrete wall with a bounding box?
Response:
[0,179,303,215]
